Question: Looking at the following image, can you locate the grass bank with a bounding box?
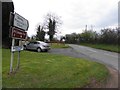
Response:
[51,43,70,49]
[2,49,109,88]
[80,43,120,53]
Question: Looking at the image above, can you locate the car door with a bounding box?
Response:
[32,42,39,50]
[27,42,34,50]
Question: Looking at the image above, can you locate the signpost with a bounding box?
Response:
[13,13,29,31]
[11,46,23,52]
[9,12,29,74]
[11,27,27,39]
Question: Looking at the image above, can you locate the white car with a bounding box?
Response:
[24,41,50,52]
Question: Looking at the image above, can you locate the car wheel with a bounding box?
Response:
[37,48,42,52]
[45,49,48,52]
[23,45,27,50]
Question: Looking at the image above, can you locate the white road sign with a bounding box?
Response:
[13,12,29,31]
[11,46,24,52]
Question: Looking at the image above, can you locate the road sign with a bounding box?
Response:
[9,12,29,74]
[11,46,23,52]
[11,27,27,39]
[14,12,29,31]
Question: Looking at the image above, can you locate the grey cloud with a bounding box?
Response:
[96,7,118,28]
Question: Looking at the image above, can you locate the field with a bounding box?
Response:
[2,49,109,88]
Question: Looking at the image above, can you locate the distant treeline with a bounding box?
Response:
[65,28,120,45]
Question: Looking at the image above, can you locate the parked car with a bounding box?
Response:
[24,41,50,52]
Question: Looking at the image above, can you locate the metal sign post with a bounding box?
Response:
[10,38,15,73]
[9,12,29,74]
[15,51,20,72]
[17,51,20,69]
[16,40,22,70]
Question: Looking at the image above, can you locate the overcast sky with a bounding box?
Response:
[12,0,119,37]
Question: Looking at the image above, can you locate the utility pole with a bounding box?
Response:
[85,25,87,31]
[91,25,93,31]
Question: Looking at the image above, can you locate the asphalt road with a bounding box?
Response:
[50,44,119,70]
[68,44,119,70]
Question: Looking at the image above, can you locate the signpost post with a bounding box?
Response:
[9,12,29,74]
[10,39,15,73]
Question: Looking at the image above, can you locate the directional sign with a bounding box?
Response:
[11,27,27,39]
[11,46,23,52]
[9,12,29,74]
[14,12,29,31]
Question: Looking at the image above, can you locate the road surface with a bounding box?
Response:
[50,44,119,70]
[50,44,119,88]
[68,44,119,70]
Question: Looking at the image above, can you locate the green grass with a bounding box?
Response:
[2,49,109,88]
[0,48,2,89]
[51,43,70,49]
[80,43,120,53]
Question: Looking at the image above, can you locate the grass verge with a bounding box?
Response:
[0,48,2,89]
[2,49,109,88]
[51,43,70,49]
[80,43,120,53]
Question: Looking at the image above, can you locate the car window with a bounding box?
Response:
[34,42,39,44]
[27,43,30,45]
[27,43,31,45]
[29,42,34,45]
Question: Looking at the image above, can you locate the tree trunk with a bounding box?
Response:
[49,35,53,41]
